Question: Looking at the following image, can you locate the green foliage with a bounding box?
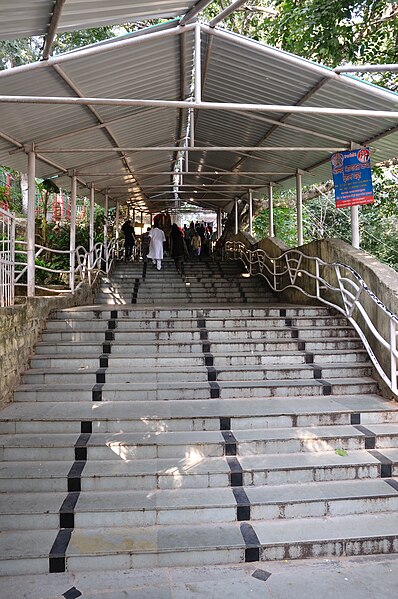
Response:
[203,1,398,90]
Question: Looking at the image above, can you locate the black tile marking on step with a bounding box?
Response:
[368,450,393,478]
[59,492,79,528]
[50,422,93,572]
[280,309,286,317]
[233,487,251,521]
[385,479,398,493]
[132,278,140,304]
[49,529,72,573]
[317,379,333,395]
[353,425,376,449]
[240,522,261,562]
[252,569,272,583]
[351,413,361,425]
[220,417,231,430]
[92,383,103,402]
[94,312,117,400]
[222,430,237,456]
[63,587,82,599]
[143,260,147,280]
[198,317,220,398]
[226,456,243,487]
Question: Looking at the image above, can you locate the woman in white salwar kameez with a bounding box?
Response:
[147,224,166,270]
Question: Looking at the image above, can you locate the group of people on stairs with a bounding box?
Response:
[121,217,217,272]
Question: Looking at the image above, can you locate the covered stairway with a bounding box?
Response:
[1,256,398,575]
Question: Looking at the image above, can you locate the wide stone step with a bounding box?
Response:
[3,424,398,463]
[5,395,396,432]
[2,512,397,575]
[50,306,333,320]
[13,377,379,402]
[44,315,349,332]
[2,479,398,533]
[31,336,364,359]
[40,326,358,344]
[2,449,396,496]
[22,362,372,386]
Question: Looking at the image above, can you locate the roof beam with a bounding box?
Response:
[180,0,214,25]
[35,146,350,153]
[2,95,397,118]
[42,0,66,60]
[209,0,247,27]
[334,64,398,73]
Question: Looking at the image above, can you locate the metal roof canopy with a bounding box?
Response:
[0,1,209,40]
[0,20,397,213]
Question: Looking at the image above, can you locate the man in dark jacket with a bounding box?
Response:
[121,220,135,261]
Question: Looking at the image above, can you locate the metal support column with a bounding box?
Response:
[189,107,195,147]
[217,207,222,238]
[296,172,303,246]
[248,188,253,236]
[115,202,120,257]
[27,147,36,297]
[69,171,77,292]
[234,199,239,235]
[351,205,360,248]
[268,182,274,238]
[89,185,95,268]
[104,190,109,272]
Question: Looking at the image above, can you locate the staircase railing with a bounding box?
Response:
[14,238,116,295]
[226,240,398,396]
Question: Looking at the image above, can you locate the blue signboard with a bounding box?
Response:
[331,147,374,208]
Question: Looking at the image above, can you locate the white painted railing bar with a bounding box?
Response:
[226,240,398,395]
[13,240,116,295]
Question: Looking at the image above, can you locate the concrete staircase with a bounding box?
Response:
[1,258,398,575]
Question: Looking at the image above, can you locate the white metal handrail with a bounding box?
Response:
[226,240,398,396]
[14,239,117,294]
[0,207,15,307]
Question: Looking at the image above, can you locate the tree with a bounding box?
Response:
[203,1,398,89]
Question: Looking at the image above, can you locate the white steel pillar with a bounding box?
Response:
[248,188,253,236]
[115,202,120,257]
[217,207,222,238]
[189,107,195,147]
[234,199,239,235]
[69,171,77,293]
[268,182,274,237]
[351,205,360,248]
[296,172,303,246]
[89,185,95,267]
[104,190,109,272]
[27,147,36,297]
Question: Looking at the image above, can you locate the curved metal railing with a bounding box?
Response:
[14,238,117,294]
[226,240,398,396]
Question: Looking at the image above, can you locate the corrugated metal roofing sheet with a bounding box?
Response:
[0,21,397,212]
[0,1,197,40]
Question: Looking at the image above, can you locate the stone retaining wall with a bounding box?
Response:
[0,283,98,410]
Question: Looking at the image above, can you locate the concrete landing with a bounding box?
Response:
[0,555,396,598]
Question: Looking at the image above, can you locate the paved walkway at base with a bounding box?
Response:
[1,555,397,599]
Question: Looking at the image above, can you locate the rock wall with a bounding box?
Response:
[0,283,98,410]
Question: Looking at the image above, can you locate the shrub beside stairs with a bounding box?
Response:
[0,259,398,575]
